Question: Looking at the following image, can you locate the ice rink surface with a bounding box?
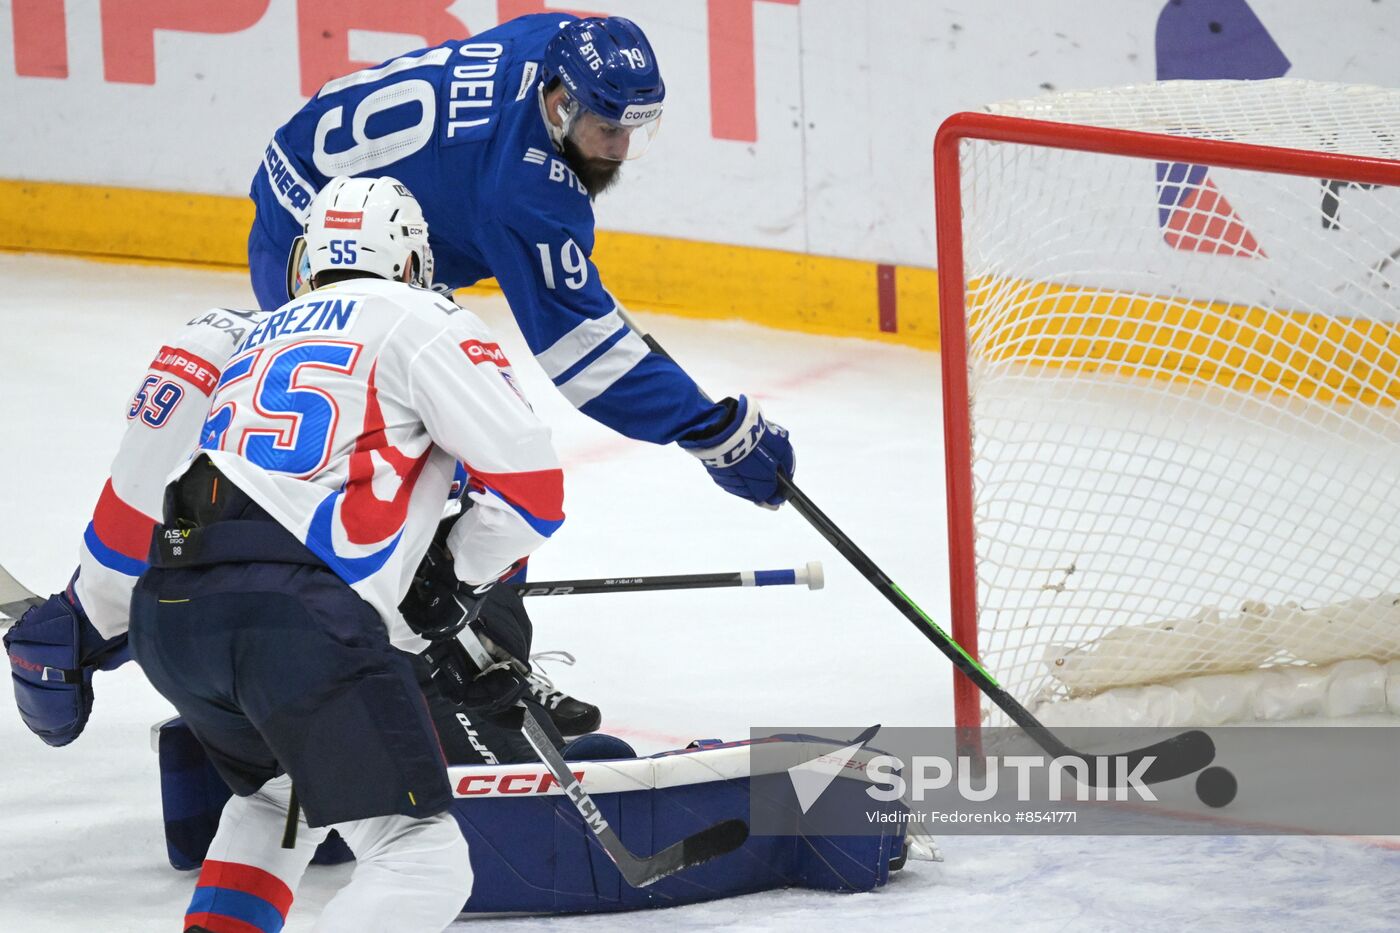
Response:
[2,254,1398,930]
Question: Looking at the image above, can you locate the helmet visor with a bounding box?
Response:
[414,238,435,289]
[286,236,312,300]
[567,105,662,162]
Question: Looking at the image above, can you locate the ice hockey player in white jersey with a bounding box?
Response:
[21,175,559,932]
[3,302,265,747]
[4,280,577,760]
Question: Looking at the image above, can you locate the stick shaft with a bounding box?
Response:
[514,564,820,596]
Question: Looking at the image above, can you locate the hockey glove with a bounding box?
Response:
[679,395,795,508]
[399,538,495,644]
[4,588,130,747]
[420,585,534,705]
[420,628,531,716]
[420,636,477,706]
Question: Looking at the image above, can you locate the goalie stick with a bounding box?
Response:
[515,561,823,596]
[449,629,749,887]
[518,704,749,887]
[613,306,1218,787]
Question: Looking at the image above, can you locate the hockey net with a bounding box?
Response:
[936,79,1400,732]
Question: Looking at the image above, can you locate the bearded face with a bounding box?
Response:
[561,135,623,199]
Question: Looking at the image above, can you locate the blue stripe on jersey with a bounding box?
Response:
[82,523,147,577]
[186,886,285,933]
[487,488,564,539]
[304,491,403,586]
[548,324,631,388]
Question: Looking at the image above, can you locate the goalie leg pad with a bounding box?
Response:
[156,721,907,913]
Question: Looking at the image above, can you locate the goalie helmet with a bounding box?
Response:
[296,176,433,293]
[540,17,664,160]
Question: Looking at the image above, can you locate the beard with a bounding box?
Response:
[562,136,623,198]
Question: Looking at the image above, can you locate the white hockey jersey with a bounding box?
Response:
[77,281,563,653]
[77,307,266,637]
[185,278,565,652]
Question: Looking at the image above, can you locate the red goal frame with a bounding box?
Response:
[933,111,1400,735]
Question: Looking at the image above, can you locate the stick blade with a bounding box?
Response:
[849,723,881,748]
[0,598,40,622]
[1120,729,1217,786]
[616,818,750,888]
[0,564,40,621]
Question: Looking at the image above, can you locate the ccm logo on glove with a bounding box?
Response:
[679,395,796,508]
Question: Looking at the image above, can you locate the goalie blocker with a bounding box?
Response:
[153,719,909,914]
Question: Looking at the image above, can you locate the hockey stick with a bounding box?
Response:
[614,307,1216,787]
[0,563,42,622]
[774,476,1215,785]
[519,702,749,886]
[0,558,826,609]
[446,620,750,887]
[514,561,823,596]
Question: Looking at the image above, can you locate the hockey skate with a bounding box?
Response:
[527,651,601,736]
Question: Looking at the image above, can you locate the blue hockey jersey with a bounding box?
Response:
[249,14,728,446]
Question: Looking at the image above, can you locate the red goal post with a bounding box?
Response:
[934,82,1400,736]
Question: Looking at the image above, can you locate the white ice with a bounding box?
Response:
[1,254,1398,930]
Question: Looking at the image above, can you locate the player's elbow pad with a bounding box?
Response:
[3,590,130,747]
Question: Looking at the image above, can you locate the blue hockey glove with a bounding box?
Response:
[4,587,130,747]
[679,395,795,508]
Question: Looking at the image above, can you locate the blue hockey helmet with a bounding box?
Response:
[541,17,664,160]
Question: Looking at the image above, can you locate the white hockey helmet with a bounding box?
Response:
[298,176,433,290]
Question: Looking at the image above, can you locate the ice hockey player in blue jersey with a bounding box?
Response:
[247,12,798,732]
[249,12,794,497]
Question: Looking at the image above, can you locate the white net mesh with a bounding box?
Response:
[950,79,1400,727]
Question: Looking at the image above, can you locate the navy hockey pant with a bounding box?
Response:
[130,560,453,827]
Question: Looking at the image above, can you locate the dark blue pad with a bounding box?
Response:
[131,561,452,827]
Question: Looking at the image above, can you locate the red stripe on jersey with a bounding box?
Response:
[460,339,511,367]
[151,345,221,396]
[340,361,431,545]
[91,479,156,561]
[196,860,295,918]
[182,913,266,933]
[463,465,565,522]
